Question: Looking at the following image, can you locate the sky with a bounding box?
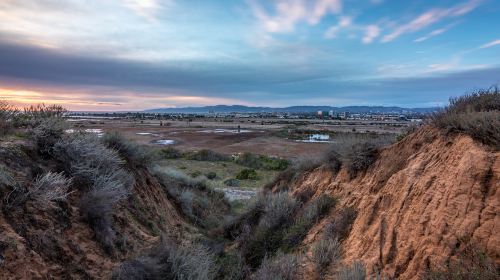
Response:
[0,0,499,111]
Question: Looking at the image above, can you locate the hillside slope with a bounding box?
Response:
[274,126,499,279]
[0,141,189,279]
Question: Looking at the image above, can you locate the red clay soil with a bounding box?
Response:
[274,126,499,279]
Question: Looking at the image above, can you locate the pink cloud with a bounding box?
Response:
[381,0,481,43]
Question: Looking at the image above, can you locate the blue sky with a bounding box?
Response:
[0,0,499,110]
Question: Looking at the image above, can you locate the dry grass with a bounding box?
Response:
[432,88,500,150]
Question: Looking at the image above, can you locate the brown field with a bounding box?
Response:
[67,117,411,158]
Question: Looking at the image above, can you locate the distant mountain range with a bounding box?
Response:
[145,105,438,114]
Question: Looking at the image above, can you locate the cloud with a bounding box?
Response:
[414,22,457,42]
[123,0,172,20]
[362,25,380,44]
[249,0,342,33]
[381,0,481,43]
[324,16,352,39]
[479,39,500,49]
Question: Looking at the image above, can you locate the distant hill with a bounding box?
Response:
[145,105,438,114]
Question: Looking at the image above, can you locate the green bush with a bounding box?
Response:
[235,152,289,171]
[236,168,258,180]
[185,149,230,161]
[206,171,217,180]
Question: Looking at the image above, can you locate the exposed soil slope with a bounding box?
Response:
[272,126,499,279]
[0,142,188,279]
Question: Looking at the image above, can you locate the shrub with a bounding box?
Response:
[0,100,18,135]
[53,133,132,189]
[54,133,133,251]
[236,168,258,180]
[322,148,342,174]
[259,192,299,230]
[217,252,249,280]
[112,257,160,280]
[252,252,301,280]
[323,207,357,241]
[160,147,182,159]
[23,104,67,126]
[206,171,217,180]
[32,118,68,155]
[102,132,154,167]
[235,153,289,171]
[282,195,336,250]
[112,240,217,280]
[0,165,15,188]
[432,88,500,149]
[185,149,230,161]
[167,242,217,280]
[301,194,337,223]
[224,178,240,187]
[312,238,341,274]
[265,156,322,191]
[424,242,499,280]
[152,167,230,229]
[337,261,366,280]
[345,142,380,178]
[238,192,299,268]
[190,170,202,178]
[29,171,71,206]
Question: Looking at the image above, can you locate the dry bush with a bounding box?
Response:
[252,252,302,280]
[0,165,15,188]
[54,133,133,251]
[29,171,71,206]
[23,104,67,126]
[258,192,299,230]
[112,240,217,280]
[301,194,337,222]
[111,257,160,280]
[432,88,500,149]
[282,194,336,250]
[102,132,155,167]
[217,252,249,280]
[53,133,131,188]
[337,261,366,280]
[265,156,322,191]
[327,133,394,178]
[324,207,357,241]
[0,100,18,135]
[424,241,499,280]
[32,118,68,155]
[167,242,217,280]
[312,238,341,274]
[152,167,230,230]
